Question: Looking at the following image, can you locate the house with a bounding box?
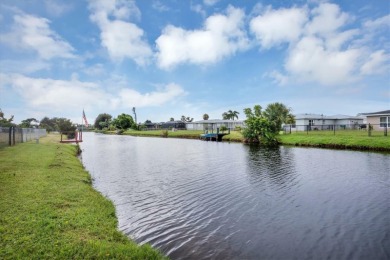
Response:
[161,120,186,130]
[143,122,162,130]
[186,119,245,131]
[358,110,390,131]
[290,114,364,131]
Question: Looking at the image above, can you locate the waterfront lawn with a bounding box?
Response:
[279,130,390,150]
[121,129,244,141]
[0,134,165,259]
[109,129,389,150]
[122,129,203,139]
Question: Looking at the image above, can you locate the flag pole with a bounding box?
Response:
[81,109,84,132]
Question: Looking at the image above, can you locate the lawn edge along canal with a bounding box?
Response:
[0,134,166,259]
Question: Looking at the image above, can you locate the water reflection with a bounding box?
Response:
[80,133,390,260]
[246,145,297,191]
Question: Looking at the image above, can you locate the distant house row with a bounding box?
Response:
[142,110,389,132]
[143,119,245,131]
[290,110,389,131]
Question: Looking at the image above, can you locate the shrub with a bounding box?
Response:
[161,130,168,137]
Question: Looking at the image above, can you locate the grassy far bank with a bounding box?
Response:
[116,129,243,142]
[0,134,166,259]
[278,130,390,151]
[109,129,390,151]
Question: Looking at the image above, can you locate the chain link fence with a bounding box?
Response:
[0,127,47,147]
[283,123,388,137]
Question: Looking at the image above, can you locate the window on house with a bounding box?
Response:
[379,117,389,127]
[309,120,314,126]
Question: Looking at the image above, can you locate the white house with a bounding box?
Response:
[290,114,364,131]
[186,119,245,131]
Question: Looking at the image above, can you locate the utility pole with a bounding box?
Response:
[132,107,137,129]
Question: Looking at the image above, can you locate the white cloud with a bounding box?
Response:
[0,13,75,60]
[191,4,206,17]
[285,36,361,85]
[156,6,249,69]
[0,73,186,112]
[44,0,73,17]
[305,3,351,36]
[119,83,186,107]
[0,73,107,112]
[0,59,50,74]
[360,50,389,75]
[203,0,219,6]
[152,1,170,12]
[250,2,388,86]
[264,70,289,86]
[363,14,390,30]
[250,6,308,49]
[83,63,106,76]
[88,0,152,65]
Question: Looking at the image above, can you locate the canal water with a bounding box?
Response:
[80,132,390,259]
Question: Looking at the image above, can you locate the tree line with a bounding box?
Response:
[2,102,295,145]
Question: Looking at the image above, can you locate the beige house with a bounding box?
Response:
[359,110,390,131]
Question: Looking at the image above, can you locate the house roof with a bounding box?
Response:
[358,110,390,116]
[295,113,363,120]
[190,119,245,124]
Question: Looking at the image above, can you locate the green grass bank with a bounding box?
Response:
[110,129,390,151]
[278,130,390,151]
[0,135,166,259]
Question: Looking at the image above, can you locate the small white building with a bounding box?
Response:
[290,114,364,131]
[186,119,245,131]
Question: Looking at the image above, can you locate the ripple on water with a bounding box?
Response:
[80,133,390,260]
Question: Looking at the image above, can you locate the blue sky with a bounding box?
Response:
[0,0,389,124]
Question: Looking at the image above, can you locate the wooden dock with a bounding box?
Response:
[60,130,83,143]
[200,128,230,142]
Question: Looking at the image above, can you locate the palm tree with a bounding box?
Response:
[181,115,193,122]
[203,114,209,120]
[222,112,230,120]
[228,110,239,120]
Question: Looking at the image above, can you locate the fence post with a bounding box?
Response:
[368,123,371,137]
[306,125,309,135]
[333,125,335,135]
[385,124,388,137]
[13,127,16,145]
[8,126,12,146]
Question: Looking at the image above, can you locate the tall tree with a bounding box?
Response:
[94,113,112,130]
[112,113,135,130]
[56,118,76,133]
[228,110,239,120]
[0,109,14,127]
[169,117,174,121]
[222,110,239,120]
[222,112,230,120]
[181,115,193,122]
[263,102,294,133]
[40,117,56,132]
[19,118,38,128]
[203,114,209,120]
[242,105,277,145]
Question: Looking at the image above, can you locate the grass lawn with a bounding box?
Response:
[118,129,244,142]
[279,130,390,151]
[0,134,166,259]
[111,129,390,151]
